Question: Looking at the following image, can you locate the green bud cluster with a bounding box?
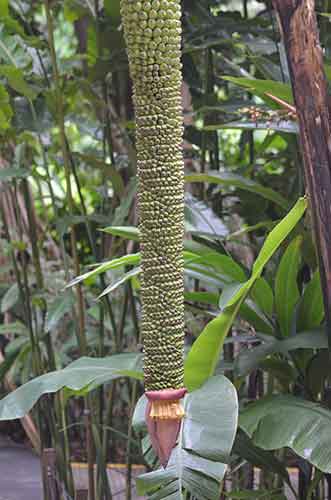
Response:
[120,0,184,391]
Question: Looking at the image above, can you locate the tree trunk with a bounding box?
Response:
[273,0,331,346]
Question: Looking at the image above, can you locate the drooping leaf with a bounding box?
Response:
[275,236,302,337]
[240,395,331,473]
[135,376,238,499]
[222,77,293,107]
[0,353,143,420]
[184,197,307,391]
[98,267,141,298]
[185,172,289,210]
[66,254,141,287]
[235,328,327,376]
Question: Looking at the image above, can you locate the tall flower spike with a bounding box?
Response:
[120,0,186,466]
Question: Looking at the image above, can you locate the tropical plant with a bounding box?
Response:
[1,1,331,499]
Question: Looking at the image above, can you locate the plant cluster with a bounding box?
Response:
[0,1,330,499]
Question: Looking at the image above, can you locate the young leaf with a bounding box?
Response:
[184,197,307,391]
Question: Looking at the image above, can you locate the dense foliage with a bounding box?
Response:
[0,1,331,499]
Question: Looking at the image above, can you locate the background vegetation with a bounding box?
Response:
[0,0,331,499]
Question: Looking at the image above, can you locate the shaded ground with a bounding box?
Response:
[0,435,144,500]
[0,435,42,500]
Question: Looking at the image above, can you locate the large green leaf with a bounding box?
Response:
[240,395,331,473]
[185,172,289,210]
[184,197,307,391]
[70,248,245,296]
[275,236,302,337]
[135,376,238,500]
[0,353,143,420]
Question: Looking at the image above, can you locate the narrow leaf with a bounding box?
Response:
[185,172,289,210]
[184,198,307,391]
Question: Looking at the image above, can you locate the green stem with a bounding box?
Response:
[306,469,323,500]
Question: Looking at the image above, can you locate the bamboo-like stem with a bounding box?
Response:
[0,196,51,500]
[44,0,87,355]
[21,167,75,497]
[84,409,96,500]
[0,348,41,451]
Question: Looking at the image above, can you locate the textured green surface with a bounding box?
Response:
[121,0,185,390]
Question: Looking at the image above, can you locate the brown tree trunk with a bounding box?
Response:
[273,0,331,346]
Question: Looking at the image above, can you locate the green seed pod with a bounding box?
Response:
[121,0,184,391]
